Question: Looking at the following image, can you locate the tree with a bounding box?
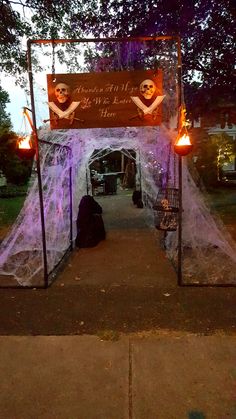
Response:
[0,85,32,185]
[0,1,30,85]
[1,0,236,117]
[0,86,12,134]
[0,130,33,185]
[191,129,235,187]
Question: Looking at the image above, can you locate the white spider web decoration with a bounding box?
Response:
[0,125,236,286]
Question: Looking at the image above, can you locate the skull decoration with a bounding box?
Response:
[139,79,156,100]
[54,83,70,104]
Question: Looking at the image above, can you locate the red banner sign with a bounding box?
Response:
[47,69,164,129]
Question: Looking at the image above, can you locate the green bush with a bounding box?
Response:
[192,130,235,188]
[2,156,32,185]
[0,131,33,185]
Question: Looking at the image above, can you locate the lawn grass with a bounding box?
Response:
[0,196,26,228]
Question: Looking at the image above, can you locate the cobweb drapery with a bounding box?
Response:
[0,125,236,286]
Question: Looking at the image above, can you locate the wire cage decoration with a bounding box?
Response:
[152,105,192,232]
[153,187,179,231]
[153,140,179,231]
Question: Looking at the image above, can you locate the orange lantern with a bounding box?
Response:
[15,107,36,159]
[16,134,36,159]
[174,105,193,156]
[174,131,193,156]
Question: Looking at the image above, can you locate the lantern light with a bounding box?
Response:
[16,108,36,159]
[18,135,32,150]
[174,105,193,156]
[16,134,35,159]
[174,131,193,156]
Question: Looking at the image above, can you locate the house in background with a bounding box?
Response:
[192,102,236,174]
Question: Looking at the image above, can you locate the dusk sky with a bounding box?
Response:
[4,71,51,132]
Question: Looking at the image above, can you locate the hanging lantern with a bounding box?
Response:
[16,134,36,159]
[174,131,193,156]
[16,107,36,159]
[174,104,193,156]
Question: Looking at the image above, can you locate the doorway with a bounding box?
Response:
[88,148,139,197]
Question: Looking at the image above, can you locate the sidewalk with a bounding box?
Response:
[0,191,236,418]
[0,335,236,418]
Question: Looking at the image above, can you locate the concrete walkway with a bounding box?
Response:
[55,191,176,289]
[0,335,236,418]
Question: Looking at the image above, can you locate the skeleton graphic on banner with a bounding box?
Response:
[46,82,82,127]
[130,78,165,120]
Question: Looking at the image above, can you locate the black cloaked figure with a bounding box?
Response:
[132,190,143,208]
[75,195,106,248]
